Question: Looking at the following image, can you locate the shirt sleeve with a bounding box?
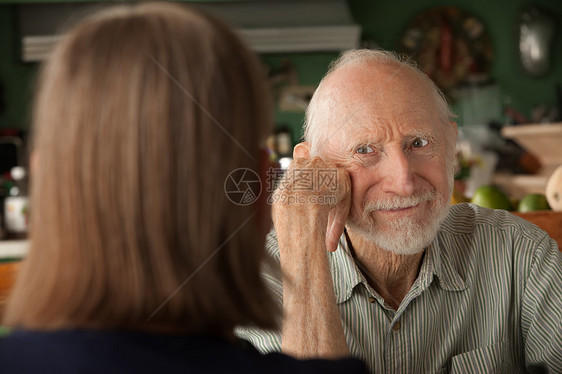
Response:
[235,229,283,353]
[520,235,562,372]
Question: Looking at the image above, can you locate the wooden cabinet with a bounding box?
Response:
[513,211,562,249]
[0,240,27,320]
[0,261,20,320]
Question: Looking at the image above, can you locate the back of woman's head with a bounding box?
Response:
[4,2,277,335]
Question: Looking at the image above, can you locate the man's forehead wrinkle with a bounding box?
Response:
[316,61,446,155]
[342,105,437,129]
[325,79,435,118]
[337,114,442,148]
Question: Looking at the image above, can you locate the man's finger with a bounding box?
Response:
[325,201,348,252]
[325,195,351,252]
[293,142,311,159]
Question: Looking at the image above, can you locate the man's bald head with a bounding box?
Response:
[303,49,456,157]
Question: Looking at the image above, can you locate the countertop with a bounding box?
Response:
[0,240,28,261]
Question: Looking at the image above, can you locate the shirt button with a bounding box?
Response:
[392,321,401,331]
[368,296,376,303]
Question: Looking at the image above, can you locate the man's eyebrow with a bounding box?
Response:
[345,128,437,149]
[406,129,437,142]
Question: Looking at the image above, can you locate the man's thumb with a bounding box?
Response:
[293,142,311,159]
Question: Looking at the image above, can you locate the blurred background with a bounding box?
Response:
[0,0,561,242]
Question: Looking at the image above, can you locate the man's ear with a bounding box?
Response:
[451,121,458,135]
[293,142,310,159]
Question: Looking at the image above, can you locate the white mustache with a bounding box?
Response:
[364,190,438,211]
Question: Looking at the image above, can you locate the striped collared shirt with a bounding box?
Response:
[236,203,562,373]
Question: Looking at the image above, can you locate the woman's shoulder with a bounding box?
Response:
[211,337,367,374]
[259,351,368,374]
[0,329,367,374]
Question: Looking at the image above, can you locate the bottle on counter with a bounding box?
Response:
[4,166,29,239]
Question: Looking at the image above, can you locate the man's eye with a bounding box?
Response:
[412,138,429,148]
[356,145,374,154]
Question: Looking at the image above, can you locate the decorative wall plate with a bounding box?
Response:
[400,7,493,91]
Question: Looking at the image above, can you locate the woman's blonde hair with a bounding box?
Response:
[4,2,278,335]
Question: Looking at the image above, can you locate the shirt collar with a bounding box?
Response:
[424,235,467,292]
[329,235,365,304]
[329,230,466,304]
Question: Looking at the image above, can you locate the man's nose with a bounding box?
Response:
[380,148,415,196]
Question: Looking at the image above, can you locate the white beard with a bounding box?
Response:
[346,190,450,255]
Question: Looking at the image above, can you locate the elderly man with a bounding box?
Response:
[237,49,562,373]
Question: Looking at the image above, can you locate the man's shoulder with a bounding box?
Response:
[437,203,558,269]
[441,203,549,245]
[435,203,560,292]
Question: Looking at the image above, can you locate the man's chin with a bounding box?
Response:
[352,226,431,255]
[376,233,432,255]
[347,204,450,255]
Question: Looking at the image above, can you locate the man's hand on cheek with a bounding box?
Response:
[272,142,352,358]
[271,142,351,254]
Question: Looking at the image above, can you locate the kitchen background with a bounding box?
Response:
[0,0,560,137]
[0,0,561,242]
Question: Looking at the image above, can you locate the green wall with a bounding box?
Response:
[1,0,561,145]
[261,52,339,143]
[270,0,562,143]
[348,0,562,125]
[0,4,37,131]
